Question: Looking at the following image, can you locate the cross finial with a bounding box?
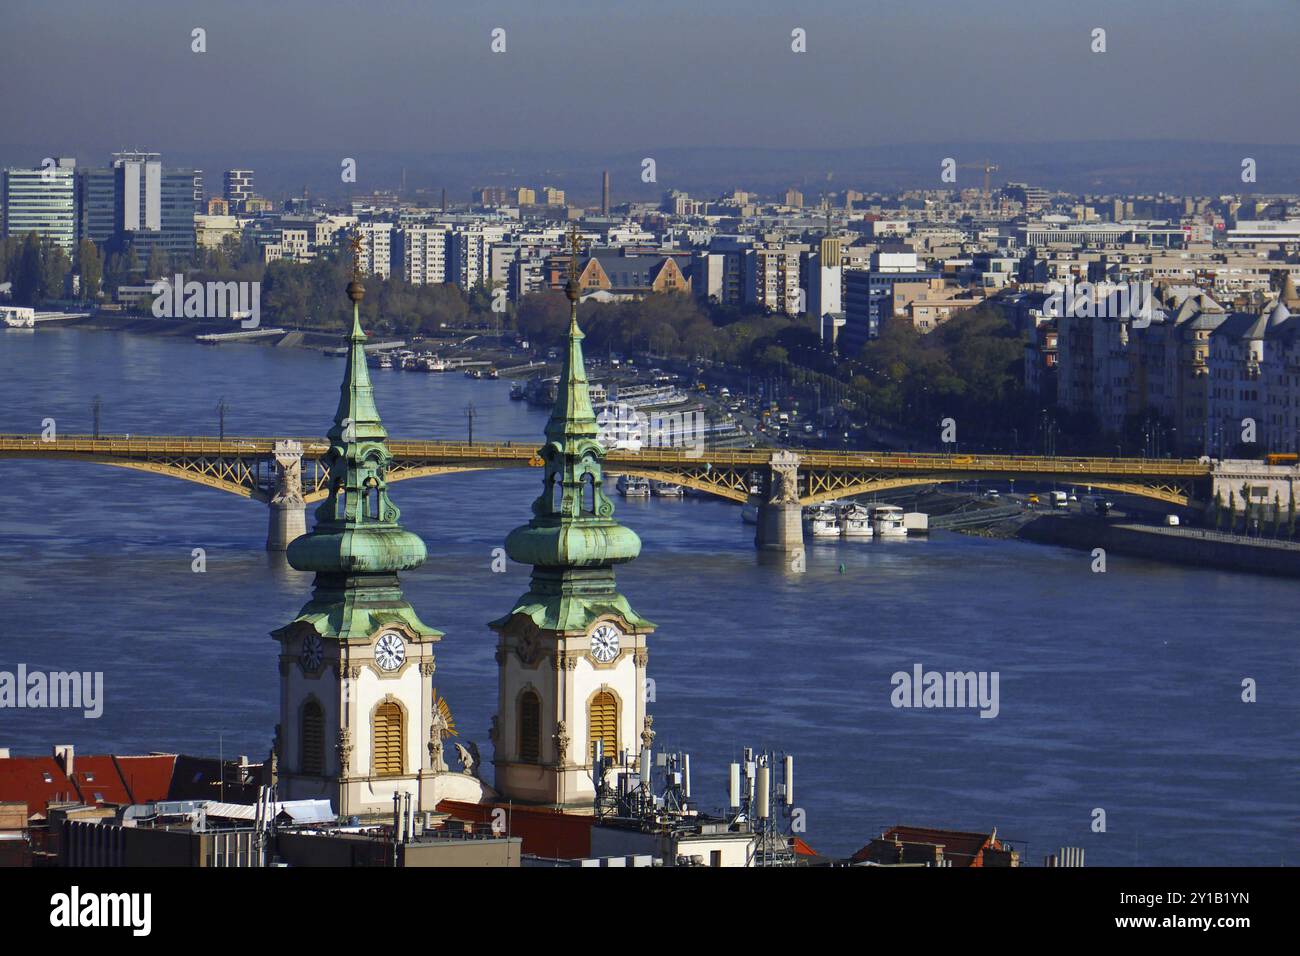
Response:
[567,226,583,281]
[348,233,365,280]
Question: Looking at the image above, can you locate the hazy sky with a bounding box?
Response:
[2,0,1297,160]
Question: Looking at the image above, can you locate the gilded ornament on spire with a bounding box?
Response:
[347,233,366,302]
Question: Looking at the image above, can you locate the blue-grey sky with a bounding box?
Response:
[2,0,1297,157]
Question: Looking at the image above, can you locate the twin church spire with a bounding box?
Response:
[278,232,653,814]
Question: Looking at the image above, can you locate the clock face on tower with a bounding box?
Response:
[589,622,621,664]
[374,631,406,671]
[300,633,323,671]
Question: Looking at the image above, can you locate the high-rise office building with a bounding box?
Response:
[77,152,201,258]
[78,167,117,245]
[223,169,254,209]
[2,158,78,253]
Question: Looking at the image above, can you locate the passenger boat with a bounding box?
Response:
[509,382,525,401]
[617,475,651,498]
[650,481,684,498]
[420,355,448,372]
[368,352,394,370]
[802,504,841,538]
[839,503,874,538]
[870,505,908,538]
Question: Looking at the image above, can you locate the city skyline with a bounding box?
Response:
[1,0,1297,910]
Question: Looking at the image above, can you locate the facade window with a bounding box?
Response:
[373,701,405,777]
[588,691,618,762]
[301,700,324,775]
[518,691,541,763]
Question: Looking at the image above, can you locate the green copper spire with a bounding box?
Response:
[280,270,440,643]
[493,232,651,633]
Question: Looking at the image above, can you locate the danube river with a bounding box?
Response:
[2,325,1297,864]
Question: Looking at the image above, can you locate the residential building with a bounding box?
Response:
[353,221,393,279]
[395,223,451,285]
[223,169,254,210]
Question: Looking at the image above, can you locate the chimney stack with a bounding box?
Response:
[601,170,610,216]
[53,744,74,776]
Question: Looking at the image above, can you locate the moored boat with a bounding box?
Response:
[870,504,908,538]
[617,475,651,498]
[803,504,841,538]
[650,480,684,498]
[840,503,874,538]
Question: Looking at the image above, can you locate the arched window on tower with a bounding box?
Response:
[582,472,595,514]
[300,700,324,775]
[365,479,380,520]
[335,481,349,521]
[588,691,618,763]
[551,474,563,515]
[518,691,541,764]
[372,701,404,777]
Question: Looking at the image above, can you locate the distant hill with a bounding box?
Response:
[2,140,1296,205]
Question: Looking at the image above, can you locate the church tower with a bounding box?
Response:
[489,235,656,810]
[272,264,451,818]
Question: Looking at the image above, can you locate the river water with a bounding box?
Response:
[1,325,1297,864]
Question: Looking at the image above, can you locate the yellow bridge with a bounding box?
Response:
[0,433,1213,507]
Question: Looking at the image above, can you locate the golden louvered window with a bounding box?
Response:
[373,701,404,777]
[301,700,324,775]
[588,691,618,763]
[518,691,541,764]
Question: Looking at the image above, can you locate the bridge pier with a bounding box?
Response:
[267,440,307,551]
[754,450,805,557]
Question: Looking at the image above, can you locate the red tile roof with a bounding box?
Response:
[790,836,819,857]
[852,825,1001,867]
[0,753,177,820]
[438,799,594,859]
[0,757,77,819]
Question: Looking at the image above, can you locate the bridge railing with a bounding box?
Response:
[0,434,324,454]
[0,434,1213,476]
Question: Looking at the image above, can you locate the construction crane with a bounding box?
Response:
[956,160,1000,200]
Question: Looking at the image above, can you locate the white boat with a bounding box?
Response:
[650,480,684,498]
[1,307,36,328]
[803,504,841,538]
[421,355,448,372]
[839,504,874,538]
[870,505,908,538]
[617,475,650,498]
